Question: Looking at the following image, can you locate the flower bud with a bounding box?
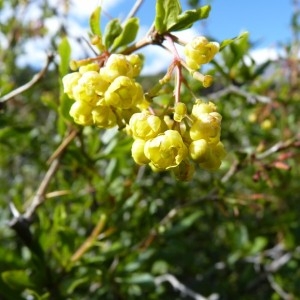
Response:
[184,36,219,70]
[198,142,226,171]
[129,112,164,140]
[191,100,217,118]
[62,72,81,99]
[144,130,188,170]
[126,54,144,77]
[190,112,222,143]
[189,139,209,163]
[69,101,93,126]
[131,139,150,165]
[174,102,187,122]
[79,62,100,74]
[104,76,144,109]
[92,105,117,128]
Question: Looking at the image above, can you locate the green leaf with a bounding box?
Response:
[103,18,122,49]
[1,270,35,290]
[58,37,73,121]
[155,0,182,33]
[112,17,139,50]
[89,6,101,36]
[220,31,249,52]
[58,36,71,77]
[168,5,211,31]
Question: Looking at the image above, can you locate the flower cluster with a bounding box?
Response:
[128,100,225,180]
[62,34,225,181]
[62,54,145,128]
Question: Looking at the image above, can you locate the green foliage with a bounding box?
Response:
[155,0,210,33]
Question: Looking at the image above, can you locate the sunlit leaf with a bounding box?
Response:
[103,18,122,49]
[168,5,211,31]
[155,0,182,33]
[112,17,139,50]
[89,6,101,36]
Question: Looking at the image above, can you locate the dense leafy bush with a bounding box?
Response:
[0,0,300,299]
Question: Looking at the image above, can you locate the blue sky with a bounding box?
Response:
[105,0,294,47]
[2,0,295,73]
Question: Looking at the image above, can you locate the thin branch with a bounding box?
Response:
[0,52,55,103]
[23,158,60,220]
[154,273,219,300]
[70,214,107,262]
[206,85,271,104]
[267,274,294,300]
[256,137,298,160]
[123,0,144,24]
[47,128,79,164]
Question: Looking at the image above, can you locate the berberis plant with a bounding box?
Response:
[61,0,239,181]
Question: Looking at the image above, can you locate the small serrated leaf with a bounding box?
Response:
[112,17,139,50]
[155,0,182,33]
[89,6,101,36]
[168,5,211,32]
[103,18,122,49]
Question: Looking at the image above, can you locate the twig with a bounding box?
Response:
[47,128,79,164]
[206,85,271,104]
[123,0,144,23]
[154,273,219,300]
[23,158,60,220]
[267,274,294,300]
[256,138,298,160]
[70,214,107,262]
[0,52,55,103]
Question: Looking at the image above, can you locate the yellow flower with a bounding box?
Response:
[190,112,222,143]
[100,54,133,82]
[131,139,150,165]
[73,71,109,105]
[104,76,144,109]
[144,130,188,170]
[184,36,219,70]
[62,72,81,100]
[129,112,164,140]
[191,100,217,118]
[69,101,93,126]
[92,105,117,128]
[174,102,187,122]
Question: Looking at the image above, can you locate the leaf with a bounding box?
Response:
[89,6,101,36]
[103,18,122,49]
[58,37,73,121]
[155,0,182,33]
[1,270,35,290]
[58,36,71,77]
[112,17,139,50]
[168,5,211,31]
[220,31,249,52]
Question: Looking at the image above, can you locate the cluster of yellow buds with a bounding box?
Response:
[62,53,145,128]
[62,34,225,180]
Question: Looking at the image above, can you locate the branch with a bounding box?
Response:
[0,52,55,103]
[206,85,271,104]
[154,273,219,300]
[123,0,144,23]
